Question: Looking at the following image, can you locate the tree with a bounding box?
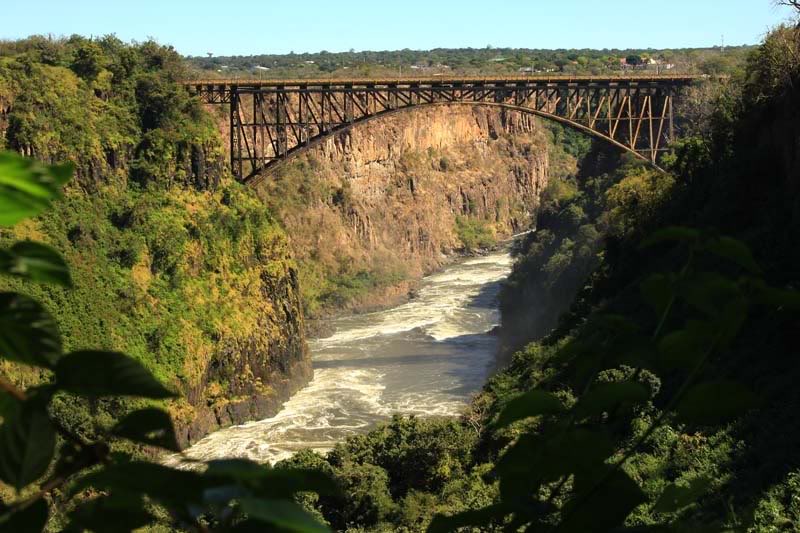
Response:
[776,0,799,12]
[776,0,800,26]
[626,54,643,66]
[70,42,104,81]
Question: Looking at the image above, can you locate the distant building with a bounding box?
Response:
[619,56,676,72]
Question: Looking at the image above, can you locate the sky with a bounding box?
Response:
[2,1,796,57]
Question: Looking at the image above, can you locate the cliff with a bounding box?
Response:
[0,40,313,447]
[254,105,550,315]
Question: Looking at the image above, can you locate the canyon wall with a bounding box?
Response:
[0,56,313,447]
[254,105,550,314]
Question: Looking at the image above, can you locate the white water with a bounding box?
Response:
[169,250,512,466]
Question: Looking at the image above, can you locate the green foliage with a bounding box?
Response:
[278,417,480,531]
[184,45,753,79]
[111,407,182,452]
[54,350,177,398]
[0,241,72,287]
[454,216,495,252]
[0,152,72,227]
[0,156,334,532]
[500,147,656,343]
[750,471,800,532]
[0,293,61,368]
[429,228,796,532]
[70,42,104,81]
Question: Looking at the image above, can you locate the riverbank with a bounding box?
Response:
[305,239,520,337]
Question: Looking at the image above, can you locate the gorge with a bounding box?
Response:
[2,15,800,531]
[173,101,552,459]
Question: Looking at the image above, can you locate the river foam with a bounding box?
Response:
[168,249,512,466]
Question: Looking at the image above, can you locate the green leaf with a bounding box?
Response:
[0,293,61,368]
[0,152,72,227]
[71,461,206,508]
[67,494,153,533]
[679,275,748,345]
[0,498,49,533]
[559,468,647,532]
[256,468,339,498]
[0,401,56,491]
[553,338,592,364]
[0,391,16,423]
[573,381,651,418]
[0,242,71,287]
[703,236,761,274]
[679,273,741,318]
[55,351,176,399]
[657,321,714,371]
[112,408,181,452]
[205,460,338,498]
[238,498,330,533]
[641,273,675,318]
[653,476,713,513]
[588,314,642,335]
[751,282,800,311]
[496,429,614,490]
[495,390,564,428]
[640,227,700,249]
[427,504,508,533]
[676,381,759,425]
[205,458,270,481]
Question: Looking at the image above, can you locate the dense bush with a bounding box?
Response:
[454,216,496,252]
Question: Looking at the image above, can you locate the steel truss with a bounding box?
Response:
[185,76,698,185]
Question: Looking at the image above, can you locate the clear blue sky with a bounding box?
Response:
[2,1,796,56]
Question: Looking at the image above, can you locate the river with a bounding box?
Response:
[172,249,513,465]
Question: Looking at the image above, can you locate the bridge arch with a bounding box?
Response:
[244,100,657,186]
[184,76,699,185]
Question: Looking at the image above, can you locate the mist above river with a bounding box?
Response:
[171,250,512,465]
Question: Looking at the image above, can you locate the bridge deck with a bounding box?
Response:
[180,75,705,89]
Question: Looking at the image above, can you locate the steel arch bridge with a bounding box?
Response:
[183,75,701,186]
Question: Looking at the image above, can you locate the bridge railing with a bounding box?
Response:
[179,75,708,88]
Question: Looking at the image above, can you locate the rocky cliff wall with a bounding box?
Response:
[0,60,313,448]
[254,105,550,314]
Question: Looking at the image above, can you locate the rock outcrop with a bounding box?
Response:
[255,104,550,314]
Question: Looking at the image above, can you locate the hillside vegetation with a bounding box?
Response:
[0,36,309,447]
[186,45,752,79]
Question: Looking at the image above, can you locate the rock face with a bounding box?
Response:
[176,267,312,447]
[0,72,313,449]
[256,104,550,313]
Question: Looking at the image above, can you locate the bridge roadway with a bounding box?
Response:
[181,74,705,88]
[181,75,703,184]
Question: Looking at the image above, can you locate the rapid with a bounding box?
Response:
[172,249,513,465]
